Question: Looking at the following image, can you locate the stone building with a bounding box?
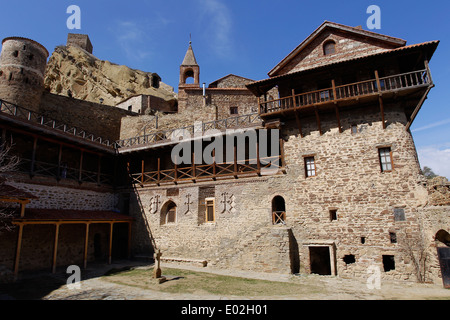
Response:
[0,22,449,287]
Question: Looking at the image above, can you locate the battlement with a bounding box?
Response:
[67,33,93,54]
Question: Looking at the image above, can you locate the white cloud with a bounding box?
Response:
[115,21,152,61]
[417,146,450,179]
[411,118,450,133]
[197,0,233,58]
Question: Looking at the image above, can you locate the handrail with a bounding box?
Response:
[115,112,262,149]
[259,69,431,115]
[0,99,113,147]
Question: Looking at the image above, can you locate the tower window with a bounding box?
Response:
[323,41,336,56]
[378,147,393,172]
[389,232,397,244]
[205,198,215,222]
[304,156,316,177]
[12,51,19,57]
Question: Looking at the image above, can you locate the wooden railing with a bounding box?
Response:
[272,211,286,225]
[130,155,282,186]
[18,158,114,185]
[0,99,113,147]
[259,69,431,115]
[116,113,262,149]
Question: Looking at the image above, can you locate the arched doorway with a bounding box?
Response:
[435,229,450,288]
[272,196,286,225]
[161,201,177,225]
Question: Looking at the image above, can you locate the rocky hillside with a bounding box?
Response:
[43,45,177,107]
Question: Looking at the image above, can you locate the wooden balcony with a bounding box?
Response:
[129,155,284,186]
[259,69,432,118]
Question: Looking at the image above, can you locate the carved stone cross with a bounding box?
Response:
[153,249,162,278]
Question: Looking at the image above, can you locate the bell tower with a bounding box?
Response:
[179,40,200,88]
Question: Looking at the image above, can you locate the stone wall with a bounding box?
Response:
[277,28,398,76]
[127,102,446,283]
[39,91,134,142]
[7,181,118,211]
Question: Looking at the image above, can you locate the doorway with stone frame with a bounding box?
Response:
[305,242,337,276]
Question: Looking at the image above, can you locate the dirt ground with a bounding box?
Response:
[1,260,449,300]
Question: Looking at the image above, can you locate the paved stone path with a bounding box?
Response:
[2,261,449,300]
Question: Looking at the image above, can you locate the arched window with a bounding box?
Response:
[183,69,195,84]
[161,201,177,225]
[436,229,450,247]
[272,196,286,225]
[323,40,336,56]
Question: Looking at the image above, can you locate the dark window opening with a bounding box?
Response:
[272,196,286,225]
[128,105,132,112]
[382,255,395,272]
[329,209,337,221]
[12,51,18,57]
[389,232,397,244]
[230,106,238,115]
[361,237,366,244]
[206,199,215,222]
[343,254,356,265]
[161,201,177,225]
[28,54,34,61]
[323,41,336,56]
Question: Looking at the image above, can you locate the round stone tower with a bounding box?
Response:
[0,37,49,112]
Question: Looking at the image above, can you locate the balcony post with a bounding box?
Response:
[332,80,342,133]
[424,60,433,85]
[292,89,303,138]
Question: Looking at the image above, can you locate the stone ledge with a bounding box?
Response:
[161,257,208,267]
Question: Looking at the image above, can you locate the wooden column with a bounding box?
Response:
[157,158,161,185]
[174,156,178,184]
[83,223,90,269]
[292,89,303,137]
[256,136,261,176]
[375,70,386,129]
[332,80,342,133]
[233,143,238,178]
[279,138,286,174]
[57,144,63,181]
[52,223,60,273]
[97,155,103,185]
[78,150,84,183]
[127,222,132,259]
[141,159,145,185]
[30,137,37,177]
[314,106,322,135]
[108,222,114,264]
[212,149,217,180]
[13,223,24,280]
[191,153,196,183]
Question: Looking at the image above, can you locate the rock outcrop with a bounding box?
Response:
[44,45,177,107]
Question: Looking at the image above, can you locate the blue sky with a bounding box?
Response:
[1,0,449,178]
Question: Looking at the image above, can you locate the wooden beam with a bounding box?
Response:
[108,222,114,264]
[335,105,342,133]
[57,144,63,181]
[279,138,286,174]
[83,223,90,269]
[379,95,386,129]
[127,222,132,260]
[30,137,37,177]
[157,157,161,185]
[314,106,322,135]
[141,159,145,185]
[233,143,238,178]
[52,223,60,273]
[256,136,261,176]
[97,155,102,185]
[13,223,24,281]
[78,150,84,183]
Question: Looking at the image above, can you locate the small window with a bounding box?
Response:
[323,41,336,56]
[389,232,397,244]
[378,147,393,172]
[230,106,238,115]
[12,51,18,57]
[329,209,337,221]
[351,124,358,134]
[272,196,286,225]
[382,255,395,272]
[304,156,316,177]
[206,198,215,222]
[361,237,366,244]
[343,255,356,265]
